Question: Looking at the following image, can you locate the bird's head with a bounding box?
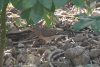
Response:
[30,25,36,32]
[30,25,42,32]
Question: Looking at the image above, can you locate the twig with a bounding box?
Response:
[47,49,64,67]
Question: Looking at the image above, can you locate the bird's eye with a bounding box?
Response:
[51,31,53,32]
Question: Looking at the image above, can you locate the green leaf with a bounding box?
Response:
[39,0,52,9]
[73,14,100,34]
[6,29,8,32]
[0,0,4,10]
[86,13,89,16]
[43,3,55,15]
[73,14,93,31]
[44,13,52,27]
[51,2,55,13]
[21,23,27,28]
[10,0,24,10]
[87,7,92,13]
[75,14,87,17]
[43,2,55,13]
[72,0,84,8]
[53,0,67,7]
[73,18,93,31]
[16,0,24,10]
[90,14,100,19]
[24,0,37,7]
[75,14,88,19]
[77,65,83,67]
[85,65,91,67]
[91,20,100,34]
[20,8,34,25]
[30,2,44,24]
[90,15,100,34]
[43,8,52,27]
[20,8,31,21]
[11,0,30,10]
[14,19,21,25]
[22,0,32,9]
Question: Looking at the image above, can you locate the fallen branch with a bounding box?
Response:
[47,49,64,67]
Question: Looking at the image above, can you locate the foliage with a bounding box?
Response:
[0,0,86,27]
[14,0,68,27]
[73,14,100,34]
[78,65,100,67]
[72,0,85,8]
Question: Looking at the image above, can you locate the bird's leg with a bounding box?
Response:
[54,38,57,43]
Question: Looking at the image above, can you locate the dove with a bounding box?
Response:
[30,26,66,43]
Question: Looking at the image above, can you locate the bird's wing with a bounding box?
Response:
[41,28,63,37]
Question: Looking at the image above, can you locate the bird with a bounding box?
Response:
[30,26,66,43]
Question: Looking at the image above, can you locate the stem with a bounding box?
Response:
[0,3,8,67]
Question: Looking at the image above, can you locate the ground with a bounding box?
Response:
[3,2,100,67]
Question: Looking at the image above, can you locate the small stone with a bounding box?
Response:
[17,43,24,48]
[90,49,100,57]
